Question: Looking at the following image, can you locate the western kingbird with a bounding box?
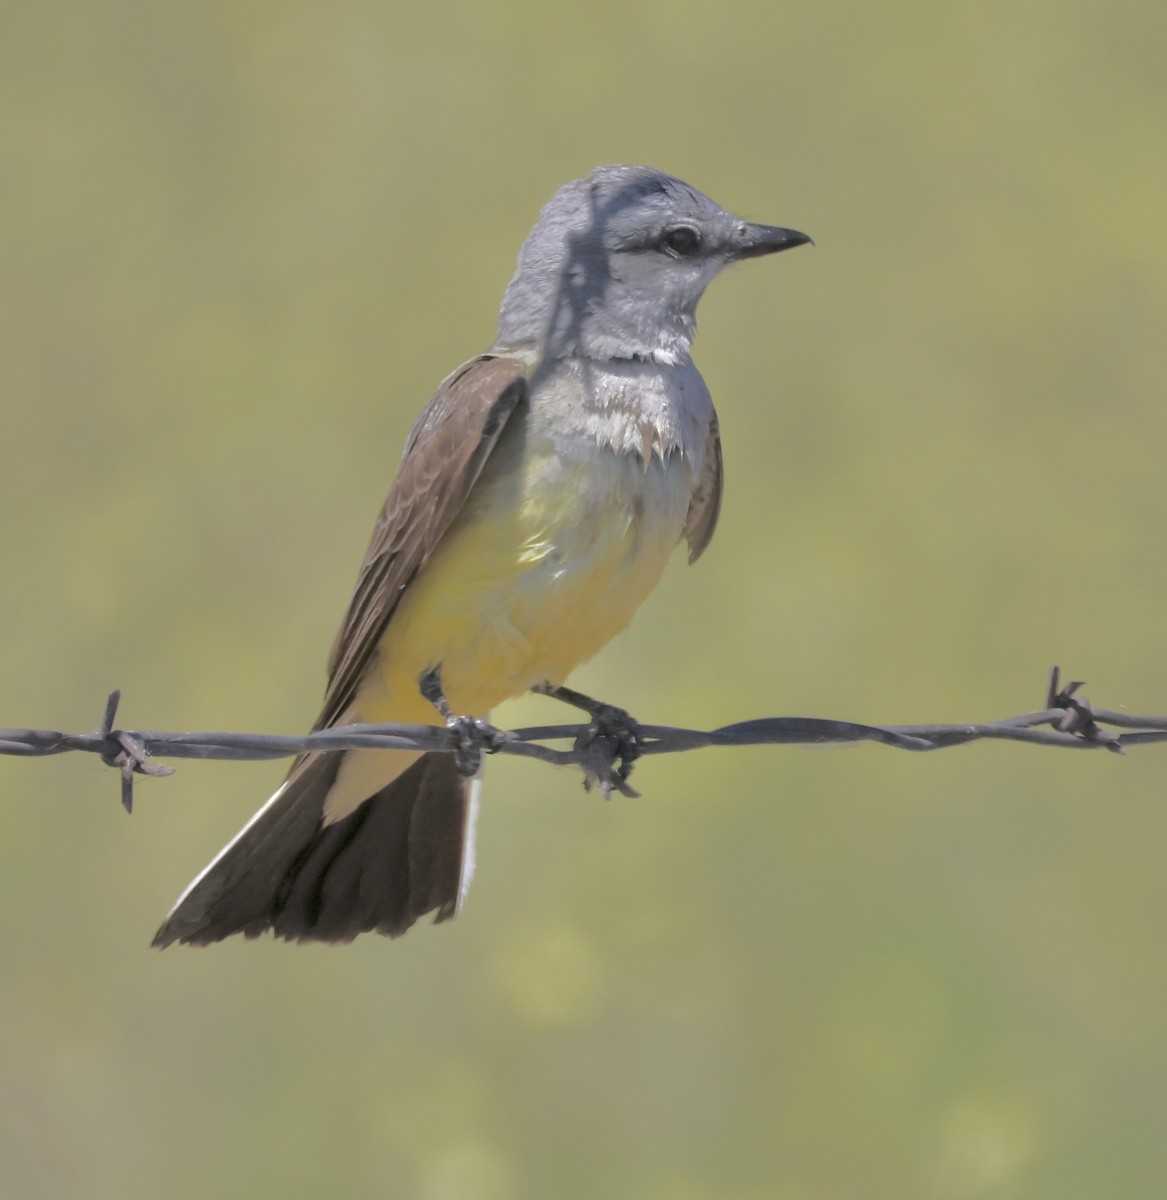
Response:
[153,165,810,946]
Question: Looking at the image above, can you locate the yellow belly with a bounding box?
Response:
[321,432,693,823]
[365,437,692,721]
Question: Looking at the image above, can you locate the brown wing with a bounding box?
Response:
[317,355,528,730]
[682,415,724,564]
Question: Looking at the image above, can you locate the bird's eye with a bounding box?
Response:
[660,226,701,257]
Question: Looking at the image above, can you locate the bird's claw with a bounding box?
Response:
[420,668,508,776]
[445,715,507,777]
[574,704,642,799]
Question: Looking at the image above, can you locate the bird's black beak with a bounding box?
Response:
[731,223,814,260]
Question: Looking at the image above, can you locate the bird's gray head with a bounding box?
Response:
[492,164,810,365]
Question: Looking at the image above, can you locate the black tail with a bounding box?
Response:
[152,751,470,946]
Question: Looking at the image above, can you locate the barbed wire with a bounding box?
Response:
[2,668,1164,813]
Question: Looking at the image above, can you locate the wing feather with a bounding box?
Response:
[683,416,723,564]
[318,355,527,730]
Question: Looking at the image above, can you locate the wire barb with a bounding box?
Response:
[1044,665,1124,754]
[96,689,176,813]
[0,667,1159,809]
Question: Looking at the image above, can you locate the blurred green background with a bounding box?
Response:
[2,2,1166,1197]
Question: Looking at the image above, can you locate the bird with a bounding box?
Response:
[152,165,811,947]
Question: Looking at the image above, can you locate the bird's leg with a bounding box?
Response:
[418,668,506,777]
[532,682,643,798]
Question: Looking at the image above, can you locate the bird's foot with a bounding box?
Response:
[444,714,506,777]
[420,668,506,777]
[576,702,643,798]
[533,683,643,798]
